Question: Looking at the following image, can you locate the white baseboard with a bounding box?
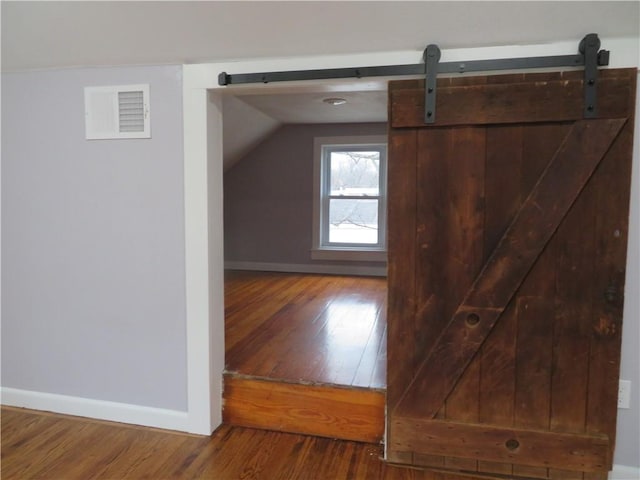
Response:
[611,465,640,480]
[224,261,387,277]
[1,387,189,432]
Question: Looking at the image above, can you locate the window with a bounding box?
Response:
[312,136,387,261]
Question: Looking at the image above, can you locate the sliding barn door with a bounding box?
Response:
[386,69,636,478]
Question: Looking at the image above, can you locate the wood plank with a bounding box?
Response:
[437,126,485,472]
[81,428,186,479]
[211,429,295,479]
[478,303,516,476]
[513,297,554,480]
[222,375,385,443]
[387,127,418,405]
[476,123,522,476]
[440,126,486,347]
[225,272,307,351]
[582,116,634,480]
[483,125,523,255]
[395,118,626,419]
[390,73,634,128]
[371,321,387,390]
[585,74,636,472]
[390,417,610,472]
[178,427,261,478]
[550,184,595,432]
[267,276,359,382]
[413,127,448,384]
[227,276,326,377]
[519,123,571,203]
[411,124,485,469]
[1,417,82,479]
[511,120,569,480]
[351,288,387,387]
[442,359,480,472]
[313,287,385,386]
[548,166,599,480]
[386,127,418,464]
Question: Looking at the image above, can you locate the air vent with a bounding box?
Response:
[118,91,145,133]
[85,84,150,139]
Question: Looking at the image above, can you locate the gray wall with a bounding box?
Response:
[224,122,387,269]
[1,65,187,411]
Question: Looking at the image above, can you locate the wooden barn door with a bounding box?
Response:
[386,69,636,478]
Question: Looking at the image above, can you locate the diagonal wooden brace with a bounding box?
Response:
[394,118,627,419]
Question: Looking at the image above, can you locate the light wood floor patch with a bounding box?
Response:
[225,271,387,389]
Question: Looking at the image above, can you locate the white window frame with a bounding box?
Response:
[312,135,387,262]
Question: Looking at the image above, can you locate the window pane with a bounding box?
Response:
[329,199,378,244]
[329,151,380,197]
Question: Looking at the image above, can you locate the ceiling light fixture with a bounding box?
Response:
[322,97,347,106]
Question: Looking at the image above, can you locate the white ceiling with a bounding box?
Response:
[3,1,638,169]
[237,90,389,124]
[2,1,638,73]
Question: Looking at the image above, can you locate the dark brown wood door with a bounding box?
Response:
[386,69,636,479]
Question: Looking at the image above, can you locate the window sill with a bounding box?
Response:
[311,248,387,262]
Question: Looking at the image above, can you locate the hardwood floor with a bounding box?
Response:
[1,407,485,480]
[223,271,387,442]
[225,271,387,389]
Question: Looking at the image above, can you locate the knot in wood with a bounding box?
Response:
[465,313,480,326]
[505,439,520,451]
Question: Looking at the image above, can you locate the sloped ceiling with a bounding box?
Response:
[223,95,282,171]
[222,90,388,169]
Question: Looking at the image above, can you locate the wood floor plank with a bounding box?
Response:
[371,322,388,389]
[174,426,254,479]
[225,273,308,351]
[225,270,387,389]
[235,275,349,379]
[352,298,387,387]
[1,406,484,480]
[313,289,383,385]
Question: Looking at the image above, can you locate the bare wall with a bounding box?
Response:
[1,65,187,411]
[224,122,387,270]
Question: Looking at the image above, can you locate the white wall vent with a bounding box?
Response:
[84,84,150,139]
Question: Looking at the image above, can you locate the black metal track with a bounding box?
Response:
[218,34,609,122]
[218,52,608,86]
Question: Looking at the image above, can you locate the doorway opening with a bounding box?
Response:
[220,87,389,441]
